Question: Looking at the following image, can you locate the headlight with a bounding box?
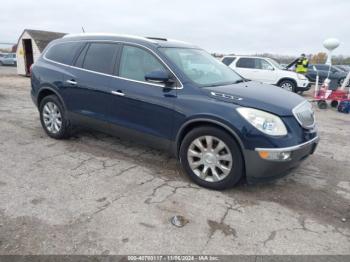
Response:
[297,74,307,80]
[237,107,287,136]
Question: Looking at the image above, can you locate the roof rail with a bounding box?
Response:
[62,33,156,42]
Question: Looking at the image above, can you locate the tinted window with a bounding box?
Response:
[236,58,255,69]
[45,42,83,65]
[74,44,89,68]
[82,43,119,74]
[222,57,236,66]
[119,45,166,82]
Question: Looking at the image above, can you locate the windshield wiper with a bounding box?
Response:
[203,83,226,87]
[204,79,246,88]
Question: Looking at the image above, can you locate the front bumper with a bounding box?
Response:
[296,83,312,92]
[244,136,319,183]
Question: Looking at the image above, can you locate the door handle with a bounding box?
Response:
[111,90,125,97]
[66,79,77,85]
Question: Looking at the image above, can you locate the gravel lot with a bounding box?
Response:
[0,66,349,255]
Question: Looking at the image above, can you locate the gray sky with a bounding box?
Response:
[1,0,349,55]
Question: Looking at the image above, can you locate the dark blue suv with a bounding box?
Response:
[31,34,319,189]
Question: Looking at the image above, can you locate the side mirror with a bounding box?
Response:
[145,70,171,84]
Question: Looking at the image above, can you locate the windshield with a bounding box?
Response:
[159,48,242,87]
[267,58,283,69]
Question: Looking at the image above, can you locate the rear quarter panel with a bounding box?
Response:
[31,59,65,107]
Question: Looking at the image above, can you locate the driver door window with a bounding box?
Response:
[119,45,166,82]
[255,59,273,70]
[254,58,276,84]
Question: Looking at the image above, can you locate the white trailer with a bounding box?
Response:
[16,29,66,75]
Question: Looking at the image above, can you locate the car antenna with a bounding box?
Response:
[81,26,85,33]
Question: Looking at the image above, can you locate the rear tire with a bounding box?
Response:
[279,80,296,92]
[339,77,350,87]
[179,126,244,190]
[39,95,70,139]
[331,100,338,108]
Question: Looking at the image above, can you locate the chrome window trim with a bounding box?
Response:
[43,39,183,89]
[255,136,319,152]
[292,100,315,129]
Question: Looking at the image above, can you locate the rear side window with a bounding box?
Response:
[119,45,166,82]
[236,58,255,69]
[82,43,119,74]
[222,57,236,66]
[45,42,83,65]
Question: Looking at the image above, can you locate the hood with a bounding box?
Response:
[202,81,305,116]
[334,71,348,77]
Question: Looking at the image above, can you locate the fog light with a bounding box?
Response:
[258,150,291,161]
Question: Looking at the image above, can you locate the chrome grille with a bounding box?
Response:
[292,101,315,129]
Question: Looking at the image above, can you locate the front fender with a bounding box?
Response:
[174,114,246,158]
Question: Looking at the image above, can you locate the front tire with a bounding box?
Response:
[317,100,327,109]
[339,77,349,87]
[179,126,244,190]
[39,95,70,139]
[279,80,296,92]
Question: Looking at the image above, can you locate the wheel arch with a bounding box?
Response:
[175,118,245,159]
[277,77,297,87]
[37,86,66,110]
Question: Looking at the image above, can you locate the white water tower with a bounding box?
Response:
[323,38,340,65]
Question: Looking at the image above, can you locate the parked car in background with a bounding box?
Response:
[0,53,8,64]
[0,53,17,66]
[334,65,350,73]
[221,55,310,93]
[31,34,318,190]
[306,64,349,90]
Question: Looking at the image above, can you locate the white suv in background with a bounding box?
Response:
[221,56,310,93]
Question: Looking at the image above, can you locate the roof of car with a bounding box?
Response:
[60,33,197,49]
[222,55,273,59]
[23,29,67,52]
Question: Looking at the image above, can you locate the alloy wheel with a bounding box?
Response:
[281,82,293,92]
[42,102,62,134]
[187,136,233,182]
